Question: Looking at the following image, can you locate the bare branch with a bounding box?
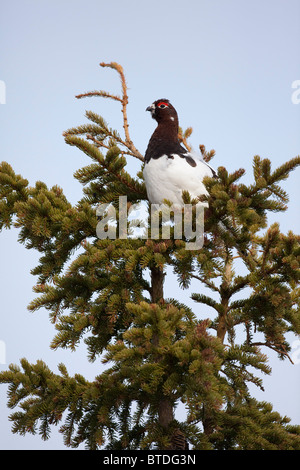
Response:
[76,90,122,102]
[100,62,144,162]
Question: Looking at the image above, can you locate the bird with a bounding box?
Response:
[143,99,216,207]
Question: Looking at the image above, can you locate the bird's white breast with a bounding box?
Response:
[143,154,213,207]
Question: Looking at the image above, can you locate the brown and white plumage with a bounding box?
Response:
[143,99,216,206]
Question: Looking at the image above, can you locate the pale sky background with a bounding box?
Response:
[0,0,299,449]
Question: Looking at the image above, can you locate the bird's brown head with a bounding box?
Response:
[146,99,178,125]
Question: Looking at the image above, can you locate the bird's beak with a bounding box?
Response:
[146,104,154,112]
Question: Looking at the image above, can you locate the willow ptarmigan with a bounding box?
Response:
[143,99,216,207]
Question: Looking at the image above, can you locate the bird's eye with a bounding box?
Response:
[158,102,169,109]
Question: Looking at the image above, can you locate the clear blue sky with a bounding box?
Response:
[0,0,299,449]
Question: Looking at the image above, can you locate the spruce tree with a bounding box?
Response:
[0,62,300,450]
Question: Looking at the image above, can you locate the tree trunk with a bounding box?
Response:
[150,265,164,305]
[150,265,174,443]
[158,398,174,429]
[217,255,233,343]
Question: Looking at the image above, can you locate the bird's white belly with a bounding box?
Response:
[143,154,211,206]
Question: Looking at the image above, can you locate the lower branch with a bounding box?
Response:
[251,341,294,364]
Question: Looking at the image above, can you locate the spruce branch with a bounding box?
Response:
[178,126,193,152]
[250,341,294,364]
[199,144,216,163]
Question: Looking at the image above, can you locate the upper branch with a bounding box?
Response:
[75,62,144,162]
[100,62,144,162]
